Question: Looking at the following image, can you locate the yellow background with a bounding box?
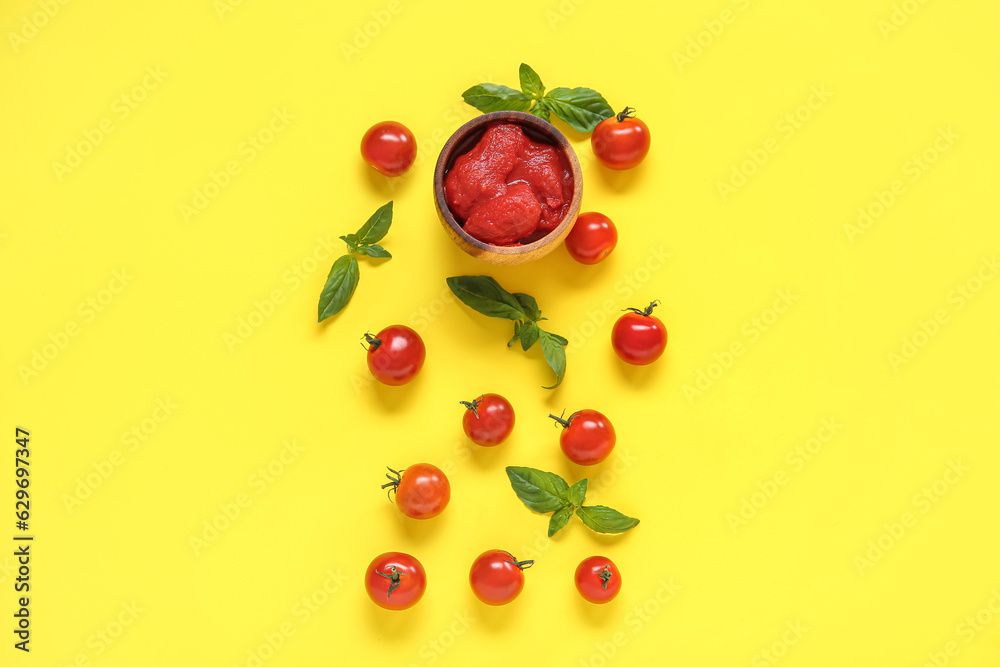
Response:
[2,0,999,665]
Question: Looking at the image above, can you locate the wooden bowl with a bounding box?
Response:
[433,111,583,265]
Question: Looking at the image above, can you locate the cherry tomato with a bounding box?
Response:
[460,393,515,446]
[469,550,533,606]
[366,551,426,610]
[364,325,425,386]
[612,301,667,366]
[382,464,450,520]
[565,212,618,265]
[549,409,616,466]
[575,556,622,604]
[591,107,650,170]
[361,121,416,177]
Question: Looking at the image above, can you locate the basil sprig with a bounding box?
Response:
[446,275,568,388]
[506,466,639,537]
[462,63,614,133]
[318,201,393,322]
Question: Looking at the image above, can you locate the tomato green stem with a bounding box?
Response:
[548,409,579,428]
[599,565,613,589]
[548,414,570,427]
[500,550,534,570]
[363,332,382,351]
[376,566,402,599]
[616,106,636,123]
[622,300,660,317]
[381,466,402,501]
[459,395,484,418]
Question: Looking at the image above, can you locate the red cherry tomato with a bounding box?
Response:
[366,552,426,610]
[382,464,450,520]
[591,107,650,170]
[549,409,616,466]
[461,393,515,446]
[361,121,416,177]
[612,301,667,366]
[469,550,533,606]
[575,556,622,604]
[565,212,618,265]
[365,325,425,386]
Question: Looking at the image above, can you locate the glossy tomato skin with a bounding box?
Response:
[591,108,651,170]
[366,325,425,386]
[361,121,417,177]
[462,394,515,446]
[469,550,533,606]
[612,303,667,365]
[575,556,622,604]
[565,212,618,265]
[393,463,450,520]
[554,409,616,466]
[366,552,426,611]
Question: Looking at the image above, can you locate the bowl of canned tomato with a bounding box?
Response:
[433,111,583,265]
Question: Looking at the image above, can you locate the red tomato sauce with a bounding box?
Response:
[444,122,572,246]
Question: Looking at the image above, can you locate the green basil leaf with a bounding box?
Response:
[506,466,570,514]
[508,321,521,348]
[519,320,540,351]
[538,329,567,389]
[547,505,574,537]
[568,479,588,508]
[546,332,568,345]
[317,254,359,322]
[513,293,542,321]
[543,87,614,133]
[519,63,545,98]
[446,275,527,321]
[447,277,567,387]
[352,201,393,245]
[339,235,362,254]
[528,99,551,122]
[576,505,640,534]
[462,83,532,113]
[359,244,391,259]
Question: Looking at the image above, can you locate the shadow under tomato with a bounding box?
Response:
[467,591,521,632]
[593,161,646,195]
[467,441,506,469]
[613,352,662,388]
[398,512,444,543]
[544,241,616,292]
[361,160,416,199]
[370,373,421,412]
[366,600,422,638]
[575,593,617,625]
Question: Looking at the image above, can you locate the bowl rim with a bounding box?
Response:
[433,110,583,256]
